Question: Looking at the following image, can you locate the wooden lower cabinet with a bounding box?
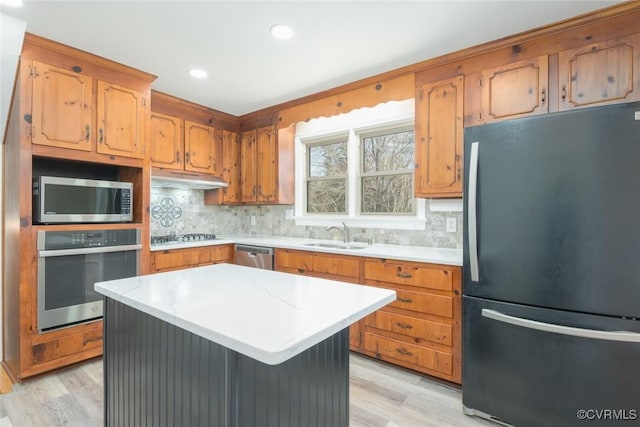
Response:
[274,249,462,383]
[274,248,363,350]
[275,248,360,284]
[151,244,233,272]
[362,259,462,384]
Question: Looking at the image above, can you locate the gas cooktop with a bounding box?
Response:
[151,233,217,245]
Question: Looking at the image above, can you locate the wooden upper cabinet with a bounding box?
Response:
[150,112,183,170]
[559,34,640,111]
[184,120,217,175]
[31,61,93,151]
[481,55,549,123]
[96,80,146,158]
[240,129,257,202]
[222,130,241,203]
[415,75,464,198]
[256,125,277,202]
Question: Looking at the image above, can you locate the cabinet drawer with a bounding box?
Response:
[153,247,211,271]
[32,330,103,365]
[275,249,314,272]
[364,261,453,291]
[312,254,360,279]
[370,284,453,318]
[371,310,452,347]
[364,332,452,375]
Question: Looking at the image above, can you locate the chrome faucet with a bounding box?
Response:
[326,222,350,243]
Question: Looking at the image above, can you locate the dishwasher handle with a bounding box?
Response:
[234,245,274,255]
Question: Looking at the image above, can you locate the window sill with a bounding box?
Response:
[294,216,426,231]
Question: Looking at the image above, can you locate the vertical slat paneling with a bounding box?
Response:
[103,298,349,427]
[104,299,229,426]
[233,329,349,427]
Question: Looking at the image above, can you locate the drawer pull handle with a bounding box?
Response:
[396,272,412,279]
[397,297,413,303]
[396,322,413,330]
[83,336,102,344]
[297,268,305,274]
[396,348,413,356]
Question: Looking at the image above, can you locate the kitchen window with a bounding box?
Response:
[295,99,426,229]
[360,127,415,215]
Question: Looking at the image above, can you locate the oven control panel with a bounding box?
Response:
[39,229,140,250]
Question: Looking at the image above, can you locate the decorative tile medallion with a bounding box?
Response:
[151,197,183,228]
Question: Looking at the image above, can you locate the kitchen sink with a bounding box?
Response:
[303,242,370,250]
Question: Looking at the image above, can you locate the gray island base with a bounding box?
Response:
[104,298,349,427]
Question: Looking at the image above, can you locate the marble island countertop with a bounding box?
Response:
[95,263,396,365]
[150,234,463,266]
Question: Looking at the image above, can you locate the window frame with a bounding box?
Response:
[294,99,426,230]
[357,124,416,216]
[304,135,349,216]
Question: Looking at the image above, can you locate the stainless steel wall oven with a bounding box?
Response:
[37,229,141,331]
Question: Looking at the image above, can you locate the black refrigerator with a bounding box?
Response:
[462,101,640,426]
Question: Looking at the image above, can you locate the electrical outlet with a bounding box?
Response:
[250,216,256,226]
[445,217,457,233]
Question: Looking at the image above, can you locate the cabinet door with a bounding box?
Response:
[415,75,463,198]
[96,80,145,158]
[31,61,93,151]
[559,34,640,111]
[256,125,277,202]
[240,130,257,202]
[481,55,548,123]
[150,112,183,170]
[222,130,241,203]
[184,120,217,174]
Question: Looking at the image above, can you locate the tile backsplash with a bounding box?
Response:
[151,188,463,249]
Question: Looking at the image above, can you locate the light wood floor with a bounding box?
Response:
[0,354,494,427]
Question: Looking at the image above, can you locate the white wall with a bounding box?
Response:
[1,12,27,362]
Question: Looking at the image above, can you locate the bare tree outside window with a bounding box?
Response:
[361,129,415,214]
[306,141,347,213]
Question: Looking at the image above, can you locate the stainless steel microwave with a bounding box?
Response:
[33,176,133,224]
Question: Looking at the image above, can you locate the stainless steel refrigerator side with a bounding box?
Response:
[462,101,640,426]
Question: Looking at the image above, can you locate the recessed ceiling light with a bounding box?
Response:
[0,0,24,7]
[270,24,294,41]
[189,68,208,79]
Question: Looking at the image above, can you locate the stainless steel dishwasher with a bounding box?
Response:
[234,244,274,270]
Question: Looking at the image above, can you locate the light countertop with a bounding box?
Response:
[150,235,462,266]
[95,263,396,365]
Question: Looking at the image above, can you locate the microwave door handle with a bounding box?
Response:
[38,244,142,258]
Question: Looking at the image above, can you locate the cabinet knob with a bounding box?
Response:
[85,125,90,141]
[540,87,546,105]
[98,128,104,143]
[561,85,567,102]
[176,151,180,163]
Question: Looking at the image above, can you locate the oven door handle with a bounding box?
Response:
[38,244,142,258]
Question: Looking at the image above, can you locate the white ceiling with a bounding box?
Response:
[3,1,621,116]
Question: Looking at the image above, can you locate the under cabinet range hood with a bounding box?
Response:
[151,169,228,190]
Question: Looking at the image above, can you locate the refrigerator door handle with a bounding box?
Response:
[468,142,480,282]
[482,309,640,343]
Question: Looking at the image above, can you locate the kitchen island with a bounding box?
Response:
[95,263,395,427]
